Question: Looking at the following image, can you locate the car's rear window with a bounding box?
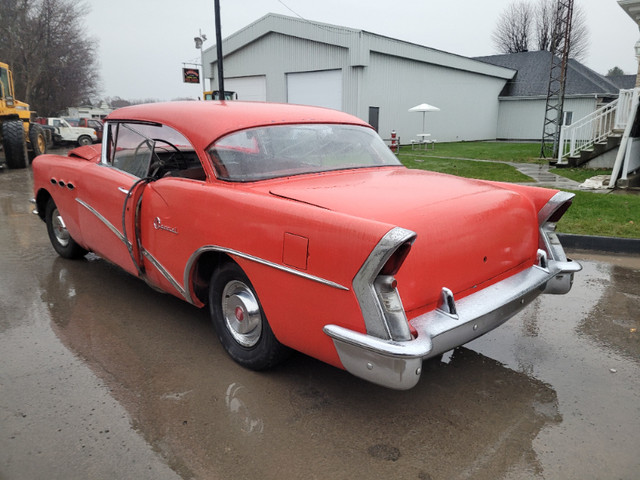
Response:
[207,124,401,182]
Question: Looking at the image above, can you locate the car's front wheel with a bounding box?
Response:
[209,262,289,370]
[45,198,87,259]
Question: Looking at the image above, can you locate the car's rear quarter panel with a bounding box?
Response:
[139,180,395,368]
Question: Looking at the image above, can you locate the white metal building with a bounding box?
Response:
[202,14,622,144]
[202,14,515,143]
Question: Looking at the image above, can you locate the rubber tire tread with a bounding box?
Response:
[45,198,88,259]
[209,262,290,370]
[28,123,46,160]
[2,119,28,169]
[77,135,92,146]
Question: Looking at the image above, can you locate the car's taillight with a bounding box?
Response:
[547,198,572,223]
[538,191,575,262]
[353,228,416,342]
[380,242,412,276]
[374,240,414,339]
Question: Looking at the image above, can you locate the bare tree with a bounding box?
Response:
[493,0,590,61]
[0,0,100,116]
[492,1,534,54]
[534,0,589,61]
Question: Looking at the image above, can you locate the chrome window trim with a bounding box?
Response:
[352,227,416,341]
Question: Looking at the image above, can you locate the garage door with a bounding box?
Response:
[224,76,266,102]
[286,70,342,110]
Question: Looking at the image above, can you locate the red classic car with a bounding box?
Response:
[32,101,580,389]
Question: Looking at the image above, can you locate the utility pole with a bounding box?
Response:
[540,0,574,161]
[214,0,225,95]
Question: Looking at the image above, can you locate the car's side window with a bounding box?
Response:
[106,122,205,181]
[111,124,155,178]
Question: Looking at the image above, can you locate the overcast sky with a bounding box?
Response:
[85,0,639,101]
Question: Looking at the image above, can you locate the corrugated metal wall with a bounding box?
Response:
[204,14,518,143]
[221,33,349,103]
[497,97,597,140]
[215,33,508,142]
[363,52,506,142]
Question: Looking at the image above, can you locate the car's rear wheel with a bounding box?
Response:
[45,198,87,259]
[209,262,289,370]
[77,135,92,146]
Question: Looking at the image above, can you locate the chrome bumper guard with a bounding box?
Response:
[323,258,581,390]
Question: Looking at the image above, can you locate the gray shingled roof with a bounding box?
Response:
[607,74,636,89]
[474,51,621,97]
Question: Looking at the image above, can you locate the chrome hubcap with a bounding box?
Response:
[52,208,70,247]
[221,280,262,347]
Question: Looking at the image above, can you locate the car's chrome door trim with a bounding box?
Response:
[76,198,128,244]
[74,198,348,304]
[142,249,187,299]
[185,245,349,303]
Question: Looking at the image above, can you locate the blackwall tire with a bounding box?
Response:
[77,135,92,146]
[28,123,47,161]
[1,119,28,169]
[45,198,87,259]
[209,262,290,370]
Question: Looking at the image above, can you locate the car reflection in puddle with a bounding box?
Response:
[39,253,563,479]
[225,382,264,435]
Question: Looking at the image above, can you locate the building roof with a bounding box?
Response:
[607,74,636,89]
[474,51,621,98]
[204,13,515,81]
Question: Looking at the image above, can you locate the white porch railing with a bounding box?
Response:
[557,88,637,164]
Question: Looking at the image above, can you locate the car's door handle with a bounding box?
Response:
[118,187,130,194]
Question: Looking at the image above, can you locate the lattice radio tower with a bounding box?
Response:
[540,0,574,160]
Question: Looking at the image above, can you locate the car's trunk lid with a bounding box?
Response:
[267,167,542,314]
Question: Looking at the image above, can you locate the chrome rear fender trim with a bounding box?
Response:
[184,245,350,304]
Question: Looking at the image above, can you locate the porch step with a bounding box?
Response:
[564,135,622,168]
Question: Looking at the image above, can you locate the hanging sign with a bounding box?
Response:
[182,68,200,84]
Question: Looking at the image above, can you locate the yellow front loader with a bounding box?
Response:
[0,62,47,169]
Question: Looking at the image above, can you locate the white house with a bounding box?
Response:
[475,51,622,141]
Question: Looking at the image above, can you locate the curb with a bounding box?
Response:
[558,233,640,255]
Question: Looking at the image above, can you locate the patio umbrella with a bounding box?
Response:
[408,103,440,133]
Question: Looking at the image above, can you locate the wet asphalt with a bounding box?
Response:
[1,157,639,480]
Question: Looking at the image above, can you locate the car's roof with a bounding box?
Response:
[106,101,371,151]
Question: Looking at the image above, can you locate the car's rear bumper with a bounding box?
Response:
[323,258,581,390]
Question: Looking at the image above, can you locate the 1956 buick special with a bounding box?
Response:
[32,101,580,389]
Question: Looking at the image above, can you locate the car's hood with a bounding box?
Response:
[268,167,546,314]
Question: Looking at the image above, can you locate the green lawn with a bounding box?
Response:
[556,191,640,238]
[398,142,542,162]
[550,167,613,183]
[399,155,533,183]
[398,141,639,239]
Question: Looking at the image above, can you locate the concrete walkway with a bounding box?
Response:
[410,154,593,190]
[508,162,583,189]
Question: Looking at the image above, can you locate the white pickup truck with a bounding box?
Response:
[44,117,98,146]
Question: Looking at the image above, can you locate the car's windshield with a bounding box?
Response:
[207,124,401,182]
